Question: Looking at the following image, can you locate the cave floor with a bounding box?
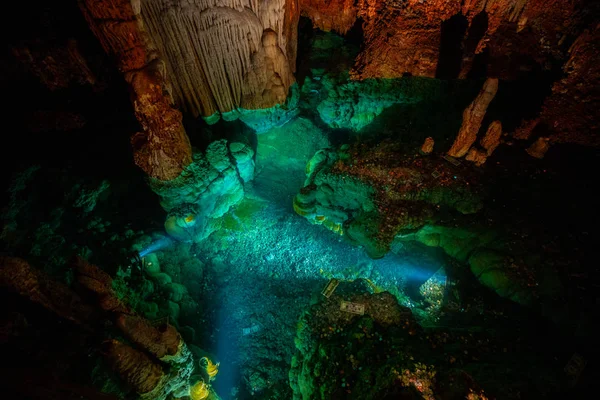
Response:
[188,117,578,399]
[194,118,452,397]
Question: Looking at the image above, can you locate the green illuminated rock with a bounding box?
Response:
[397,223,564,313]
[294,143,483,258]
[316,77,442,131]
[208,83,301,133]
[149,139,255,243]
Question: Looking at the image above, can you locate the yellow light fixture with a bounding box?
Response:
[190,380,209,400]
[200,357,219,381]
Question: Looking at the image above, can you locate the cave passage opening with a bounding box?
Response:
[465,11,489,79]
[435,13,469,79]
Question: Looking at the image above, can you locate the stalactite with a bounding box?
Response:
[480,120,503,155]
[140,0,297,117]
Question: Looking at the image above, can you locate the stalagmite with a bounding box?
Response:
[420,137,435,154]
[526,137,551,159]
[140,0,297,118]
[448,78,499,158]
[480,120,503,156]
[465,120,503,166]
[465,148,488,166]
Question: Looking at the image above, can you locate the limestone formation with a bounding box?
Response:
[79,0,193,181]
[480,120,503,156]
[128,63,192,180]
[538,24,600,146]
[102,339,165,395]
[466,120,503,166]
[295,144,484,258]
[152,139,254,242]
[398,224,563,311]
[140,0,298,118]
[299,0,585,80]
[420,137,434,154]
[465,147,488,166]
[448,78,498,158]
[71,256,129,314]
[300,0,357,34]
[526,137,551,159]
[0,257,94,325]
[116,314,182,360]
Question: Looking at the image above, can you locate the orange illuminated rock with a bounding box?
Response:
[79,0,192,181]
[301,0,584,80]
[71,256,129,314]
[0,257,95,324]
[448,78,498,158]
[127,63,192,180]
[480,121,502,156]
[420,137,435,155]
[115,314,182,360]
[538,25,600,147]
[513,118,539,141]
[300,0,357,34]
[102,339,165,394]
[78,0,148,72]
[465,147,488,166]
[526,137,551,159]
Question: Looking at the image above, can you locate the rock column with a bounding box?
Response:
[79,0,192,181]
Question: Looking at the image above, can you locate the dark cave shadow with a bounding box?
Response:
[465,11,489,79]
[435,14,469,79]
[345,17,365,49]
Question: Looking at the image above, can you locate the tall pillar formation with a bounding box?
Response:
[79,0,192,181]
[140,0,299,118]
[79,0,299,180]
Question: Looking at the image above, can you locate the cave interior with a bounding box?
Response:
[1,1,599,399]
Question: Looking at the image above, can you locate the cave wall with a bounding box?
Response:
[300,0,585,80]
[537,23,600,147]
[300,0,598,147]
[139,0,299,118]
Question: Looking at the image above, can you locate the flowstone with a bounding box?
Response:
[394,224,565,319]
[149,139,255,243]
[294,143,484,258]
[315,77,443,131]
